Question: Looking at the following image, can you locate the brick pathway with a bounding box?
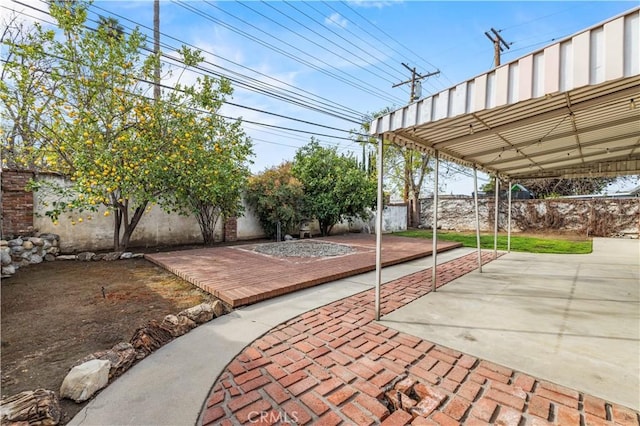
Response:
[146,234,461,307]
[200,252,640,426]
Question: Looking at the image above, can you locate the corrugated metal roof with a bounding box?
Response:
[370,7,640,179]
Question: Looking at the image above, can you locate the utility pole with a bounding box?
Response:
[485,27,511,67]
[392,63,440,103]
[392,64,439,226]
[153,0,160,101]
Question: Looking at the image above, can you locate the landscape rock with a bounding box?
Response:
[103,252,123,261]
[22,241,34,250]
[211,300,225,318]
[29,255,43,264]
[130,320,174,356]
[56,255,77,261]
[119,252,133,259]
[10,245,24,255]
[0,389,60,425]
[46,247,60,255]
[1,249,12,266]
[44,254,56,262]
[2,265,16,275]
[79,343,137,379]
[178,303,215,324]
[28,237,44,246]
[92,254,106,261]
[0,239,7,247]
[7,238,23,247]
[162,314,197,337]
[60,359,110,402]
[132,253,145,259]
[284,234,294,241]
[42,240,52,251]
[77,252,96,261]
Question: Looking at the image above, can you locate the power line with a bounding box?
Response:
[1,5,368,143]
[87,2,366,121]
[269,1,406,83]
[338,1,456,88]
[7,0,368,133]
[177,0,404,105]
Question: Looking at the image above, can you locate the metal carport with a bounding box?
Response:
[369,7,640,321]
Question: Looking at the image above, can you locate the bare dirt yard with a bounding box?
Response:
[1,256,214,424]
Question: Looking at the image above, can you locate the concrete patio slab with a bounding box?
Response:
[69,246,475,426]
[379,238,640,410]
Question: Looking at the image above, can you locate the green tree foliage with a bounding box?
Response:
[355,108,432,227]
[292,139,377,236]
[384,145,431,226]
[0,16,57,169]
[482,177,619,198]
[3,2,162,250]
[157,69,253,245]
[245,162,304,239]
[1,1,253,249]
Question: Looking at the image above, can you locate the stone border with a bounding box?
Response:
[1,233,146,278]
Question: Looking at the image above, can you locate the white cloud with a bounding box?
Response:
[324,12,348,29]
[347,0,403,10]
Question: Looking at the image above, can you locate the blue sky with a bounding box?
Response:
[4,0,638,194]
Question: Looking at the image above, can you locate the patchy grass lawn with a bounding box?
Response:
[395,230,592,254]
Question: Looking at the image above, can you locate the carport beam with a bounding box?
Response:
[507,180,512,253]
[374,135,384,321]
[494,176,499,259]
[473,166,482,272]
[432,151,439,292]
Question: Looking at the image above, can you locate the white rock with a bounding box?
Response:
[1,250,11,266]
[60,359,110,402]
[28,237,44,246]
[119,252,133,259]
[22,241,34,250]
[56,255,77,261]
[2,265,15,275]
[178,303,215,324]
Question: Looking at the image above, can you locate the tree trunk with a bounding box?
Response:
[114,203,147,251]
[195,204,220,246]
[411,192,421,227]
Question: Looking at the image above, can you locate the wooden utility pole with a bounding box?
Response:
[153,0,160,101]
[393,64,439,226]
[485,27,511,67]
[393,63,440,102]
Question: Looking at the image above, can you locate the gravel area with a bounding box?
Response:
[253,240,355,258]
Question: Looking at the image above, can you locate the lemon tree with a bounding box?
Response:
[157,70,253,245]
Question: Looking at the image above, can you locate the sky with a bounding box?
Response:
[2,0,638,195]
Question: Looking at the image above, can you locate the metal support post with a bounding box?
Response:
[493,176,499,259]
[507,180,512,253]
[432,151,439,292]
[473,166,482,272]
[374,136,384,321]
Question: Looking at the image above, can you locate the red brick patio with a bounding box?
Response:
[199,251,640,426]
[146,234,461,307]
